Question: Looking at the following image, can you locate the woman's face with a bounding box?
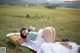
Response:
[22,30,28,36]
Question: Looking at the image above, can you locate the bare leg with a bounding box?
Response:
[42,27,56,43]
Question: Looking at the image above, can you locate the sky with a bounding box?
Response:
[47,0,64,1]
[47,0,80,1]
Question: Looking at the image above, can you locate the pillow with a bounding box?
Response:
[7,33,23,45]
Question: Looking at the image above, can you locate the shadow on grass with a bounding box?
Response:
[6,41,36,53]
[6,41,16,49]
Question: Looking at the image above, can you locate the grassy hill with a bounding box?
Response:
[0,6,80,53]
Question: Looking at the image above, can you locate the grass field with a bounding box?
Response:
[0,5,80,53]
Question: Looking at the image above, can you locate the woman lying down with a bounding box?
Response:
[20,27,79,53]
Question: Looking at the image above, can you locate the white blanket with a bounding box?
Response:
[21,41,40,51]
[37,42,79,53]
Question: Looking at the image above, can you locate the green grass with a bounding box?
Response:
[0,6,80,53]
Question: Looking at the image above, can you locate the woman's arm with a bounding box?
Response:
[23,38,28,42]
[64,45,72,49]
[60,42,72,49]
[18,38,28,45]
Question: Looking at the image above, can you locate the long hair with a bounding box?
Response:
[20,28,27,39]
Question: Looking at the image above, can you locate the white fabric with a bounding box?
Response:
[37,42,79,53]
[69,42,79,53]
[35,29,45,46]
[21,40,40,51]
[6,33,20,37]
[29,26,35,31]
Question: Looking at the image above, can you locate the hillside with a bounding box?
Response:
[0,6,80,53]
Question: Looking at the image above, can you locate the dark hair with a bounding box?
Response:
[28,29,32,32]
[20,28,27,39]
[61,38,70,42]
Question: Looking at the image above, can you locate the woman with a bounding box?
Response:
[20,28,38,42]
[20,28,29,42]
[20,27,56,46]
